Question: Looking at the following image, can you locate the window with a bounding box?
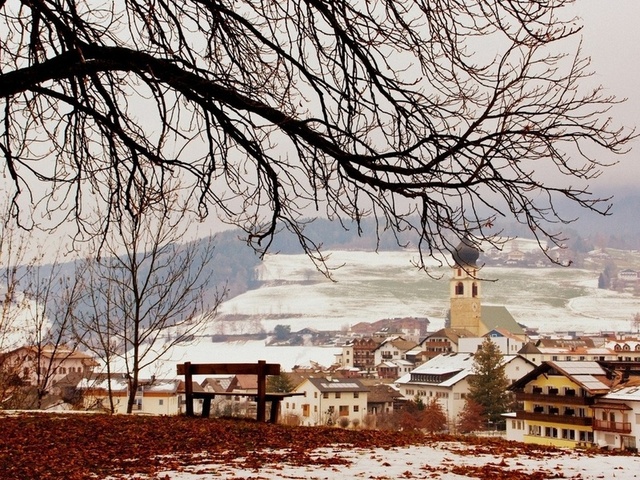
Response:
[353,392,359,398]
[353,405,359,412]
[335,392,341,399]
[339,405,349,416]
[159,399,164,406]
[314,405,318,413]
[455,282,464,295]
[323,392,329,399]
[579,430,594,443]
[302,404,310,417]
[314,392,318,398]
[472,283,478,297]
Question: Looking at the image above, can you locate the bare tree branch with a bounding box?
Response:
[0,0,635,271]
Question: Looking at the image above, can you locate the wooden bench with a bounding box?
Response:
[177,360,303,423]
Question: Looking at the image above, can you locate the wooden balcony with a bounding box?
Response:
[516,411,593,426]
[514,391,594,406]
[593,419,632,434]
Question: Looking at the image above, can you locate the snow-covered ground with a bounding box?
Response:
[125,441,640,479]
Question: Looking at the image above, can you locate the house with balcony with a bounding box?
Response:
[417,328,475,361]
[508,361,613,447]
[592,381,640,451]
[373,337,417,368]
[335,337,382,373]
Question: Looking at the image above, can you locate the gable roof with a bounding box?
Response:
[423,328,476,344]
[518,342,541,354]
[509,361,612,394]
[395,352,475,388]
[367,384,403,403]
[480,306,524,335]
[304,377,369,393]
[377,338,417,352]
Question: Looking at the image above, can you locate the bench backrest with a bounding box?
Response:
[177,360,280,421]
[176,361,280,376]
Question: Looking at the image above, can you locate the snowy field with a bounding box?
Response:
[129,249,640,378]
[212,250,640,335]
[146,340,341,379]
[126,441,640,480]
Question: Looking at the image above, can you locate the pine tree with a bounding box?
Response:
[467,337,511,429]
[267,372,295,393]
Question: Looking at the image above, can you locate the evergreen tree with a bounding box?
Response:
[467,338,511,429]
[267,372,295,393]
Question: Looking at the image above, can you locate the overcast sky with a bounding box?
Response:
[572,0,640,192]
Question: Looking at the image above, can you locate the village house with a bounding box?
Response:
[417,328,475,361]
[366,383,403,416]
[507,361,613,448]
[458,328,527,355]
[373,337,417,368]
[1,344,98,387]
[604,338,640,362]
[280,377,369,427]
[395,352,535,430]
[77,376,186,415]
[340,337,381,374]
[592,380,640,451]
[518,338,617,365]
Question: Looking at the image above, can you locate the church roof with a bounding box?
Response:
[481,305,525,336]
[452,236,480,268]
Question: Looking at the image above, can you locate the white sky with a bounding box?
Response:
[573,0,640,192]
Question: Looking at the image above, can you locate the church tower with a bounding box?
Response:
[449,237,482,336]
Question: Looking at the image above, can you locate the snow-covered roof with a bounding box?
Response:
[410,352,474,375]
[304,377,369,393]
[602,385,640,402]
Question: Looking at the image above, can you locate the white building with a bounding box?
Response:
[280,377,369,427]
[395,352,535,428]
[78,377,182,415]
[593,383,640,451]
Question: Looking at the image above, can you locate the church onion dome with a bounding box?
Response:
[452,236,480,268]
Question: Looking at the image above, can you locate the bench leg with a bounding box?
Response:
[202,397,212,418]
[269,400,281,424]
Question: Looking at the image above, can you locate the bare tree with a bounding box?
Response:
[75,195,224,414]
[0,1,635,270]
[0,208,37,405]
[0,211,86,409]
[21,259,85,409]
